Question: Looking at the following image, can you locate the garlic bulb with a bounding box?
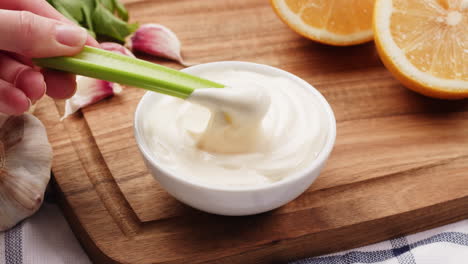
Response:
[0,114,52,231]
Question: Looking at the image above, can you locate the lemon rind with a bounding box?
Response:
[273,0,373,45]
[374,0,468,91]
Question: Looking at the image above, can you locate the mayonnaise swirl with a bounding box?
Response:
[143,68,328,188]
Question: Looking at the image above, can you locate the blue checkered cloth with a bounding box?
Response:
[291,220,468,264]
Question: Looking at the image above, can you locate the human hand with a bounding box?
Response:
[0,0,98,115]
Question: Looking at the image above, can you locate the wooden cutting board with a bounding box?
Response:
[34,0,468,263]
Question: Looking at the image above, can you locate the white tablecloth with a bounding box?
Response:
[1,202,467,264]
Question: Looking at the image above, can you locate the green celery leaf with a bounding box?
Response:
[97,0,115,12]
[49,0,134,42]
[47,0,84,22]
[81,5,95,33]
[112,0,129,21]
[92,2,137,42]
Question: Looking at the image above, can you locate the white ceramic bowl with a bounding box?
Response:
[134,61,336,216]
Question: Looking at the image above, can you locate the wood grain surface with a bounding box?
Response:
[35,0,468,263]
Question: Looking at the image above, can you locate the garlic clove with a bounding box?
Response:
[0,114,52,231]
[62,77,122,120]
[61,42,132,120]
[100,42,135,57]
[126,23,191,66]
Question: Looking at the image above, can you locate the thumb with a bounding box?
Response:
[0,10,87,58]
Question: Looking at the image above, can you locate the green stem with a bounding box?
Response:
[34,46,224,99]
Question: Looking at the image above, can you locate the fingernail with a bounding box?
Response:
[55,25,87,47]
[26,97,32,110]
[41,80,47,98]
[31,83,45,105]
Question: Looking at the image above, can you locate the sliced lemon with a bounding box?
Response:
[271,0,375,46]
[374,0,468,99]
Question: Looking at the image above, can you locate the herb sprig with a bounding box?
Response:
[47,0,137,42]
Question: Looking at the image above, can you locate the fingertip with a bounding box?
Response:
[54,24,88,54]
[43,69,77,99]
[86,36,100,47]
[0,84,29,115]
[15,69,46,102]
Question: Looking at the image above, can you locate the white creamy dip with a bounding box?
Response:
[143,68,328,188]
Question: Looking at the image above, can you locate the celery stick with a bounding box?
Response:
[34,46,224,99]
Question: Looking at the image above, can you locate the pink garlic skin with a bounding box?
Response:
[83,79,120,105]
[100,42,136,57]
[61,78,122,120]
[127,23,188,65]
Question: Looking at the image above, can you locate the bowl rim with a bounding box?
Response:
[134,61,336,193]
